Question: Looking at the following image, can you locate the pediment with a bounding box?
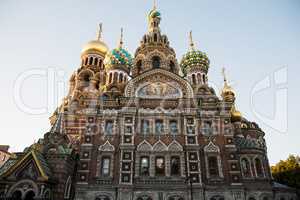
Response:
[168,140,183,152]
[153,140,168,152]
[99,141,115,152]
[204,141,220,153]
[137,140,153,152]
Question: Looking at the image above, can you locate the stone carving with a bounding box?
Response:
[99,141,115,152]
[204,141,220,153]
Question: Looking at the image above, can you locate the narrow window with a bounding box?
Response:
[113,72,118,83]
[109,73,112,84]
[94,57,98,65]
[241,158,251,177]
[105,120,113,135]
[89,57,94,65]
[85,57,88,65]
[152,56,161,68]
[169,120,178,135]
[140,157,150,176]
[155,157,165,176]
[101,157,111,176]
[141,120,150,135]
[154,33,158,42]
[203,121,212,135]
[119,73,123,83]
[169,61,175,72]
[192,74,196,85]
[202,74,206,83]
[208,156,219,177]
[137,60,142,74]
[99,59,103,69]
[155,119,163,135]
[255,158,264,177]
[170,156,180,176]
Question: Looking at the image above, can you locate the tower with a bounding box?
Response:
[181,31,210,88]
[132,4,180,77]
[103,28,133,98]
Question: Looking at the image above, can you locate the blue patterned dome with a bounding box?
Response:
[104,47,133,70]
[180,50,210,76]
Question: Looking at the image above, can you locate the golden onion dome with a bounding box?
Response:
[231,106,242,122]
[81,23,109,56]
[81,40,109,56]
[221,68,236,102]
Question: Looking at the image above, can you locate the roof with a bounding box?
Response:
[0,149,52,181]
[0,145,9,152]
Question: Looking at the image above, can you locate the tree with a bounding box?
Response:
[271,155,300,189]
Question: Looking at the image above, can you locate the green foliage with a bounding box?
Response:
[271,155,300,189]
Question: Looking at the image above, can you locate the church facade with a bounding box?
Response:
[0,5,297,200]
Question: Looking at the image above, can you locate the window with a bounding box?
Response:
[241,158,251,177]
[169,120,178,135]
[192,74,196,84]
[109,73,112,84]
[170,156,180,176]
[119,73,123,83]
[101,157,111,176]
[154,33,158,42]
[203,121,213,135]
[140,157,150,176]
[202,74,206,83]
[94,57,98,65]
[141,120,150,135]
[89,57,94,65]
[208,156,219,177]
[155,157,165,176]
[152,56,161,68]
[169,61,175,72]
[105,120,113,135]
[155,119,163,135]
[255,158,264,177]
[137,60,142,74]
[64,176,72,199]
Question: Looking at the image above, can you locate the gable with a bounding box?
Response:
[0,150,50,181]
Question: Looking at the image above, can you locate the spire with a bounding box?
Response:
[118,27,124,48]
[96,23,103,41]
[189,31,195,50]
[222,67,228,86]
[153,0,157,10]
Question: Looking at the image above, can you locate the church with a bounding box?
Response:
[0,4,297,200]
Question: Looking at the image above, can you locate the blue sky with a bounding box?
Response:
[0,0,299,165]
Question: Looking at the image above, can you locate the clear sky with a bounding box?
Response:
[0,0,299,165]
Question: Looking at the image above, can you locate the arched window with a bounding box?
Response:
[202,74,206,83]
[83,74,90,87]
[109,73,112,84]
[155,156,165,176]
[197,73,201,84]
[154,33,158,42]
[99,59,103,69]
[119,73,123,83]
[192,74,196,85]
[140,156,150,176]
[152,56,161,68]
[64,176,72,199]
[94,57,98,66]
[89,57,94,65]
[113,72,118,83]
[241,158,252,177]
[169,61,175,72]
[85,57,88,65]
[208,156,219,177]
[101,157,111,176]
[137,60,142,74]
[255,158,264,177]
[170,156,181,176]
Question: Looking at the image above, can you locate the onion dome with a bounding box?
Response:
[180,31,210,76]
[104,28,133,72]
[221,68,236,102]
[148,8,161,21]
[231,105,242,122]
[81,24,109,56]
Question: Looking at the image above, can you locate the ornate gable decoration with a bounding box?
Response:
[99,141,115,152]
[125,69,193,98]
[137,140,153,152]
[153,140,168,152]
[204,141,220,153]
[168,140,183,152]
